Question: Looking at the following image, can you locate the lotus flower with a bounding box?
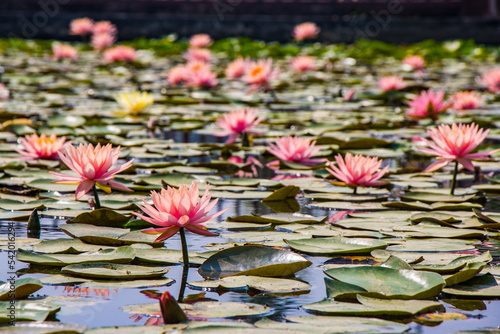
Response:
[402,55,425,71]
[103,46,136,62]
[416,123,499,195]
[17,133,70,160]
[416,123,499,173]
[186,67,218,88]
[327,153,388,192]
[52,43,78,61]
[406,89,448,120]
[115,91,154,114]
[189,34,213,48]
[92,21,117,36]
[183,48,212,63]
[267,136,324,166]
[290,56,316,73]
[215,108,263,144]
[225,57,249,79]
[450,91,483,111]
[293,22,320,41]
[242,59,279,92]
[481,68,500,93]
[69,17,94,36]
[134,181,228,242]
[378,76,406,92]
[49,143,133,201]
[91,33,115,51]
[167,65,188,86]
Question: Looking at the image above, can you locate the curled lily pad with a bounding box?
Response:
[324,266,446,300]
[198,245,311,279]
[442,273,500,298]
[188,275,311,294]
[17,246,136,267]
[0,300,60,324]
[444,262,487,286]
[262,185,300,201]
[303,295,444,317]
[0,278,43,300]
[285,237,387,256]
[61,263,168,280]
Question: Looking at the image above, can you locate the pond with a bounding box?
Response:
[0,35,500,333]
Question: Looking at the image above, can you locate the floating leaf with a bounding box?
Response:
[227,213,326,225]
[198,245,311,279]
[0,300,60,324]
[0,322,87,333]
[17,246,136,267]
[32,238,103,254]
[285,237,387,255]
[67,208,131,227]
[61,263,168,280]
[189,275,311,294]
[324,266,446,300]
[303,295,444,317]
[0,278,43,300]
[261,185,300,201]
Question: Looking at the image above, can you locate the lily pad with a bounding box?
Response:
[32,238,103,254]
[227,213,326,225]
[303,295,444,317]
[188,275,311,294]
[442,273,500,298]
[67,208,132,227]
[198,245,311,279]
[285,237,387,255]
[61,263,168,280]
[60,224,163,246]
[0,322,87,334]
[0,278,43,300]
[324,266,446,300]
[17,246,136,267]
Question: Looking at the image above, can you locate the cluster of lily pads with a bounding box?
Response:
[0,20,500,333]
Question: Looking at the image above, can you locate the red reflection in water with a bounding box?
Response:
[55,286,118,300]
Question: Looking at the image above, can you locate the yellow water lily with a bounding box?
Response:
[115,91,154,114]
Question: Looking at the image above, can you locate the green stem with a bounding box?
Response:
[92,184,101,209]
[450,160,459,196]
[178,227,189,302]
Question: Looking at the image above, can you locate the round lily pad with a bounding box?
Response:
[198,245,311,279]
[285,237,387,255]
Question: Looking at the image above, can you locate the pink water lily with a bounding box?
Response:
[134,182,228,242]
[267,136,324,166]
[450,91,483,111]
[482,68,500,92]
[290,56,316,72]
[327,153,388,191]
[49,143,133,200]
[189,34,213,48]
[378,76,406,92]
[293,22,320,41]
[242,59,279,92]
[69,17,94,36]
[402,55,425,71]
[406,89,448,120]
[17,133,70,160]
[416,122,499,173]
[215,108,263,144]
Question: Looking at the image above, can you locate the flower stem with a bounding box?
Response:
[450,160,459,196]
[353,187,357,195]
[178,227,189,302]
[179,227,189,269]
[92,184,101,209]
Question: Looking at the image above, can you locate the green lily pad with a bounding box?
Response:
[60,224,163,246]
[324,266,446,300]
[27,178,77,192]
[285,237,387,255]
[303,295,444,317]
[47,115,86,127]
[188,275,311,294]
[442,273,500,298]
[385,240,476,253]
[198,245,311,279]
[0,322,87,334]
[0,278,43,300]
[61,263,168,280]
[67,208,132,227]
[121,301,271,319]
[262,185,300,201]
[444,262,487,286]
[227,213,326,225]
[0,300,60,324]
[401,192,477,203]
[17,246,136,267]
[256,316,409,333]
[32,238,103,254]
[134,248,210,266]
